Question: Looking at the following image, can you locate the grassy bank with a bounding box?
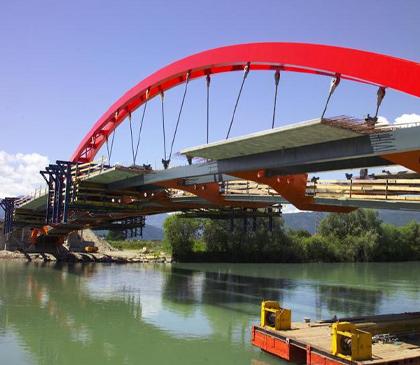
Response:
[107,239,168,254]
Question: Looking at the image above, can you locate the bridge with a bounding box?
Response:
[1,42,420,244]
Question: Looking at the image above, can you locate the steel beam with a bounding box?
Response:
[108,135,390,190]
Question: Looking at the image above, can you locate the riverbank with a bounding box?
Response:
[0,227,172,264]
[0,249,173,263]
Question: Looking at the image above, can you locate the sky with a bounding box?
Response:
[0,0,419,197]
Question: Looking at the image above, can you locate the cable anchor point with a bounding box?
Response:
[162,159,170,170]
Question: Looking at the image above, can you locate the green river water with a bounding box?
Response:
[0,261,419,365]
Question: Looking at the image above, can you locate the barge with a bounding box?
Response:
[252,301,420,365]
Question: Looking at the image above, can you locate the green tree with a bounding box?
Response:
[163,215,201,259]
[318,209,382,239]
[373,223,415,261]
[299,234,340,262]
[399,220,420,259]
[106,229,125,241]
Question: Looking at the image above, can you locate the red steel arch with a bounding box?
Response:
[71,42,420,163]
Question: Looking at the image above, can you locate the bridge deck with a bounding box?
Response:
[181,117,373,160]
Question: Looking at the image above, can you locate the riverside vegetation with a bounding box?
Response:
[162,209,420,262]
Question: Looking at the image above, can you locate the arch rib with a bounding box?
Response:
[71,42,420,163]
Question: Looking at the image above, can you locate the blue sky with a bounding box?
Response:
[0,0,419,195]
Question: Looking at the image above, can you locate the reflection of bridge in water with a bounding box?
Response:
[3,262,414,364]
[3,262,420,363]
[1,43,420,242]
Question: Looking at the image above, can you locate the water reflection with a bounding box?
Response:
[163,265,384,320]
[0,261,419,365]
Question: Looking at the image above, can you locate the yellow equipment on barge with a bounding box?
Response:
[252,301,420,365]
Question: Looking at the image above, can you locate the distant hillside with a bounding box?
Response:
[141,224,164,240]
[140,210,420,236]
[283,210,420,234]
[94,223,164,241]
[139,214,167,240]
[283,212,327,234]
[146,214,168,229]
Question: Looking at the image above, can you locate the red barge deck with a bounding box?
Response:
[252,309,420,365]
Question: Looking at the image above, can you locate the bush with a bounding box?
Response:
[299,235,340,262]
[108,239,164,252]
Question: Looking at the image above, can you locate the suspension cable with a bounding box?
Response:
[105,130,116,165]
[133,90,149,165]
[272,70,281,128]
[128,111,136,165]
[321,74,341,120]
[160,91,169,169]
[206,74,211,144]
[226,62,250,139]
[105,112,118,164]
[169,71,190,162]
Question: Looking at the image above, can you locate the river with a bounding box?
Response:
[0,261,419,364]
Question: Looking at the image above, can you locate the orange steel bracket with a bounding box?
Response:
[157,179,269,208]
[30,226,50,244]
[232,171,354,213]
[382,151,420,174]
[157,180,226,205]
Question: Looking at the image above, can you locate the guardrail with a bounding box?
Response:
[167,180,276,198]
[376,121,420,130]
[71,160,110,180]
[168,178,420,204]
[308,178,420,202]
[15,160,111,209]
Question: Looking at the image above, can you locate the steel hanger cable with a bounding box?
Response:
[169,72,190,162]
[128,111,136,165]
[160,91,169,169]
[374,87,386,119]
[133,91,149,164]
[206,74,211,144]
[365,86,386,126]
[226,63,250,139]
[272,70,281,128]
[105,112,118,164]
[321,74,341,120]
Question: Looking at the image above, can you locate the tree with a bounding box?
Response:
[318,209,382,239]
[163,215,201,259]
[106,229,125,241]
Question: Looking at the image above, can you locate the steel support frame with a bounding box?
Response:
[0,198,17,234]
[40,161,74,225]
[110,216,146,238]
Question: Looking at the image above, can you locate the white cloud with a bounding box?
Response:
[394,113,420,126]
[375,116,390,126]
[0,151,49,197]
[282,204,300,214]
[376,113,420,127]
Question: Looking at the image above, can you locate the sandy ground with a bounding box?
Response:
[0,248,172,263]
[0,227,172,263]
